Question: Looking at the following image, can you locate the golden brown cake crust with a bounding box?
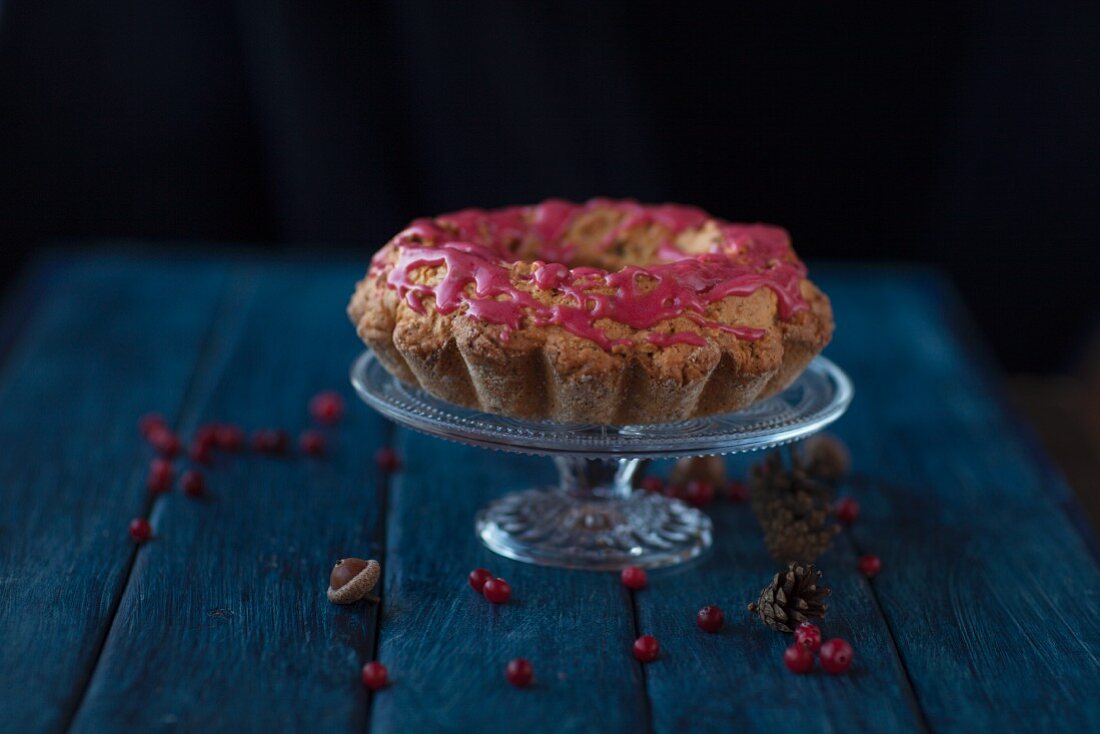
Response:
[348,199,833,424]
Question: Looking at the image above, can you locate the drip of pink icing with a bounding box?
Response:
[646,331,709,348]
[373,199,808,351]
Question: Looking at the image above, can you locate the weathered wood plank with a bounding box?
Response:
[817,269,1100,732]
[370,431,650,734]
[68,264,391,732]
[0,256,229,734]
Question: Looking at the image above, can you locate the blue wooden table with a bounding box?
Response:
[1,252,1098,734]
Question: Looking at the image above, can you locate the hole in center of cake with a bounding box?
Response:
[508,208,719,272]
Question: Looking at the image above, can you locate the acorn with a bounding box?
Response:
[669,455,727,488]
[327,558,381,604]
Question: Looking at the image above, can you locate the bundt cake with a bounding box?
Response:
[348,199,833,424]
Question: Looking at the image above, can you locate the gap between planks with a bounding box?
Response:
[627,585,656,734]
[838,475,933,734]
[363,418,398,732]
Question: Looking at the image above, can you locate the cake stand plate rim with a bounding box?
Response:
[349,349,853,459]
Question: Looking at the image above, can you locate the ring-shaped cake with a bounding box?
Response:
[348,199,833,424]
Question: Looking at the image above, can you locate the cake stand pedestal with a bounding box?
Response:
[351,350,852,570]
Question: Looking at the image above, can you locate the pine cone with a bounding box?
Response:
[802,434,850,481]
[749,447,839,563]
[747,562,831,633]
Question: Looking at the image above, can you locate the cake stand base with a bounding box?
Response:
[351,349,852,571]
[475,457,711,570]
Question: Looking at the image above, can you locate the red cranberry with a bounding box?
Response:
[129,517,152,542]
[725,480,748,502]
[696,605,724,633]
[189,442,212,464]
[468,568,493,592]
[310,391,346,425]
[683,480,714,507]
[215,424,244,451]
[375,447,401,472]
[139,413,166,438]
[783,643,814,674]
[361,661,389,689]
[149,427,181,458]
[483,578,512,604]
[820,638,854,674]
[641,476,664,494]
[271,430,291,454]
[251,430,275,452]
[794,622,822,652]
[633,635,659,662]
[180,470,206,498]
[193,425,218,450]
[858,554,882,577]
[835,497,860,525]
[661,483,684,500]
[299,430,326,456]
[505,658,534,688]
[252,429,290,455]
[147,458,174,495]
[620,566,648,590]
[250,431,269,453]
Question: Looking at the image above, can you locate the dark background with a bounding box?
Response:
[1,1,1098,372]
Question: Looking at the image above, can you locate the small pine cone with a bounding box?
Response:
[802,434,850,481]
[757,498,840,563]
[750,448,839,563]
[747,562,831,633]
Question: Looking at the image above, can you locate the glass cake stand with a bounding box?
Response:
[350,350,852,570]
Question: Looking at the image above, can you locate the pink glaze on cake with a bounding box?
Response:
[371,199,809,351]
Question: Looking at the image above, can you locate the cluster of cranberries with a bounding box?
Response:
[468,568,513,604]
[639,476,748,508]
[784,622,854,675]
[140,395,403,693]
[129,390,398,544]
